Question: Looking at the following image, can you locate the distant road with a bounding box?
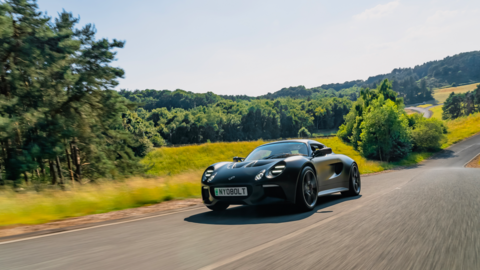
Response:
[1,133,480,269]
[405,104,443,118]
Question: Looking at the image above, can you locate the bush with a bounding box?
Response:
[359,99,412,161]
[298,127,311,138]
[411,118,446,151]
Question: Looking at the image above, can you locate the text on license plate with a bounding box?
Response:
[215,187,248,196]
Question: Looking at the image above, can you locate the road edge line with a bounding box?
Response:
[0,205,205,245]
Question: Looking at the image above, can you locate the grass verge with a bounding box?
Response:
[2,112,480,227]
[0,174,200,227]
[430,105,443,120]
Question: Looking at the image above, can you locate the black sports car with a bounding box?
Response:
[201,140,360,211]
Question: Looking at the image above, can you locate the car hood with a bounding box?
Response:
[205,156,305,184]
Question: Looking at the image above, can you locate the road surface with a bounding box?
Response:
[405,104,442,118]
[1,134,480,270]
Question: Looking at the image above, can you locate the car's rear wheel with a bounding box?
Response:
[296,167,318,211]
[342,163,361,196]
[206,202,230,211]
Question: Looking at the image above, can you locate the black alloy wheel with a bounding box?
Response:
[342,163,361,196]
[296,167,318,211]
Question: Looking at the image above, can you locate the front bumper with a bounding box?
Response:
[201,182,289,206]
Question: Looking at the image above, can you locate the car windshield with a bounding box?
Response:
[244,142,308,161]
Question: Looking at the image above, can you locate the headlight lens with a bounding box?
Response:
[207,173,216,182]
[255,170,266,181]
[203,169,214,182]
[270,164,286,176]
[205,169,214,177]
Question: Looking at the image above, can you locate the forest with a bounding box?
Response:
[0,1,146,186]
[121,95,353,145]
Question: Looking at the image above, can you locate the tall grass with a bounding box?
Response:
[443,112,480,148]
[0,174,200,226]
[2,113,480,227]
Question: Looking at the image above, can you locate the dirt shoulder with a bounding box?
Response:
[0,198,202,241]
[465,154,480,168]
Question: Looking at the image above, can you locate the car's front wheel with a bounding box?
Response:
[296,167,318,211]
[206,202,230,211]
[342,163,361,196]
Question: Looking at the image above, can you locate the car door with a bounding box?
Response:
[310,143,344,191]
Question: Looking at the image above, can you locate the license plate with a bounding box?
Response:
[214,187,248,196]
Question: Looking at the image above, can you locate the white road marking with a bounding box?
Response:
[198,178,416,270]
[464,152,480,167]
[0,205,206,245]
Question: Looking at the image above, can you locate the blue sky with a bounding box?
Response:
[38,0,480,96]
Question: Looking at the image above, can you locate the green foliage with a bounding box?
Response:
[298,127,311,138]
[359,98,412,161]
[339,79,419,161]
[0,0,154,186]
[442,84,480,120]
[410,117,446,151]
[119,92,352,144]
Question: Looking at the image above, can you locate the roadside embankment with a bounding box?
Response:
[1,112,480,229]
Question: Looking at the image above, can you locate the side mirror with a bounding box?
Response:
[233,156,245,162]
[312,148,332,157]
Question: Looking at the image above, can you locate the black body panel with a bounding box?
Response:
[201,140,356,207]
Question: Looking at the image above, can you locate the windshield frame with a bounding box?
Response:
[244,142,309,161]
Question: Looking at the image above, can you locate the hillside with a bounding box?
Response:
[120,51,480,108]
[433,82,479,103]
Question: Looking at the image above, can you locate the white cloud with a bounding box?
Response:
[354,1,400,20]
[427,10,460,24]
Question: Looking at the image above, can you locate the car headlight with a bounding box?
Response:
[203,169,214,182]
[255,170,266,181]
[270,163,286,176]
[207,173,216,182]
[205,169,214,177]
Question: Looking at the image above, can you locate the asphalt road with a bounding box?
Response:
[405,104,442,118]
[2,134,480,270]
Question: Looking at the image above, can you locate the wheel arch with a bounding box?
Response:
[293,162,316,204]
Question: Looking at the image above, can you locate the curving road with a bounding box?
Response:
[2,134,480,270]
[405,104,442,119]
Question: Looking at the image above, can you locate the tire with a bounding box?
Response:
[342,163,361,196]
[295,166,318,211]
[206,202,230,211]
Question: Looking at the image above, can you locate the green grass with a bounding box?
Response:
[433,83,479,103]
[430,105,443,120]
[2,112,480,227]
[311,129,338,137]
[0,174,200,226]
[417,104,433,108]
[442,112,480,148]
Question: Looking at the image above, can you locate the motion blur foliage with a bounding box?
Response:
[442,84,480,120]
[0,0,149,186]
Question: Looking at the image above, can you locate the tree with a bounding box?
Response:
[359,98,411,161]
[0,0,147,185]
[298,127,311,138]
